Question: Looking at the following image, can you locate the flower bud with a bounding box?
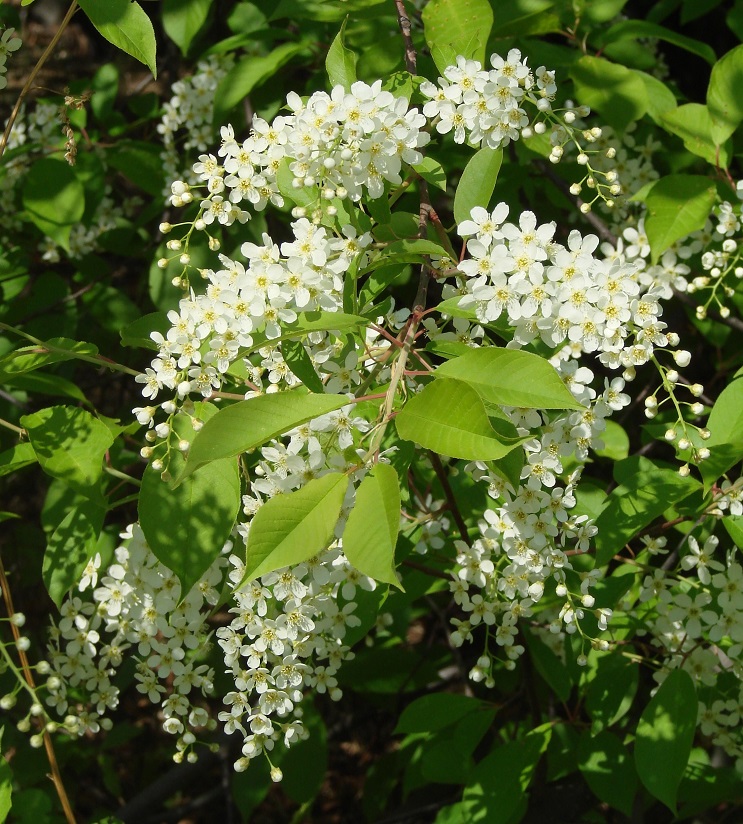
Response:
[673,350,691,367]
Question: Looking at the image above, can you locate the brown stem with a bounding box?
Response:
[0,559,78,824]
[0,2,79,160]
[402,558,451,581]
[428,451,470,543]
[393,0,417,74]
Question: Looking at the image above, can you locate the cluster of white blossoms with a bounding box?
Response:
[420,49,556,149]
[450,202,675,375]
[0,27,21,90]
[38,524,224,762]
[137,217,373,421]
[158,55,235,192]
[637,516,743,772]
[219,543,373,773]
[166,76,430,233]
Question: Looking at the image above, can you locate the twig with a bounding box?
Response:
[428,451,470,542]
[673,289,743,334]
[402,558,451,581]
[393,0,417,74]
[0,558,78,824]
[0,2,79,160]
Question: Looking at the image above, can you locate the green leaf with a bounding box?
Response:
[413,157,447,191]
[723,515,743,549]
[162,0,211,55]
[21,406,117,496]
[0,442,37,478]
[0,751,11,824]
[569,55,648,131]
[363,238,450,272]
[578,730,638,816]
[395,377,527,462]
[593,420,629,460]
[77,0,157,76]
[631,70,677,122]
[585,655,639,733]
[177,392,349,481]
[281,339,324,393]
[435,348,584,410]
[214,42,307,125]
[6,371,88,404]
[707,43,743,144]
[43,499,105,608]
[139,457,241,595]
[659,104,731,167]
[0,337,98,382]
[594,456,700,565]
[599,19,716,65]
[22,158,85,251]
[453,148,503,226]
[700,378,743,488]
[461,725,551,822]
[326,18,357,90]
[244,472,348,580]
[343,464,401,588]
[119,312,170,351]
[395,693,488,734]
[635,669,697,813]
[644,175,716,264]
[523,628,572,702]
[422,0,493,72]
[107,142,167,196]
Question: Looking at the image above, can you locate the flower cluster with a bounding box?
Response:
[420,49,555,149]
[218,543,371,772]
[158,55,235,191]
[169,77,429,233]
[0,27,21,90]
[39,524,223,761]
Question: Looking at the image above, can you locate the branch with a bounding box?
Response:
[428,451,470,543]
[393,0,417,74]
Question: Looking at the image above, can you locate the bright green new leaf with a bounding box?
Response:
[632,70,677,122]
[644,175,716,263]
[244,472,348,580]
[700,378,743,489]
[21,406,117,496]
[395,378,527,462]
[177,392,349,481]
[343,464,401,588]
[162,0,211,55]
[659,104,731,167]
[326,18,357,90]
[139,456,241,595]
[435,347,584,410]
[594,456,700,565]
[635,669,697,813]
[22,158,85,250]
[77,0,157,76]
[413,157,447,191]
[363,238,450,272]
[422,0,493,72]
[43,499,106,608]
[578,730,638,816]
[214,42,307,124]
[569,55,648,131]
[593,420,630,461]
[707,43,743,144]
[453,148,503,226]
